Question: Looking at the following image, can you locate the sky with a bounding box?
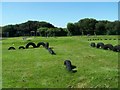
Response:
[1,2,118,28]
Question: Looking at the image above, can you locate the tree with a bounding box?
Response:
[95,21,107,35]
[2,25,16,37]
[114,21,120,35]
[37,27,48,36]
[78,18,97,35]
[2,20,55,37]
[105,22,115,35]
[67,23,76,36]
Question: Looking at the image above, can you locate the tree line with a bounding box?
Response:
[1,18,120,37]
[67,18,120,36]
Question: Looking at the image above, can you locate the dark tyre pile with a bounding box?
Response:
[103,44,113,50]
[88,38,119,41]
[8,42,56,55]
[90,42,120,52]
[113,45,120,52]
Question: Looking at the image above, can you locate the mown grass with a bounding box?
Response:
[0,40,2,89]
[2,35,119,88]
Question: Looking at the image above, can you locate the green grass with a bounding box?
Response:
[2,35,119,88]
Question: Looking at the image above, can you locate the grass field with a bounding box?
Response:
[2,35,119,88]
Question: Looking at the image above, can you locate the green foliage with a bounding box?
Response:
[95,22,107,35]
[0,27,2,37]
[2,19,120,37]
[2,21,55,37]
[78,18,97,35]
[67,18,120,36]
[37,27,67,37]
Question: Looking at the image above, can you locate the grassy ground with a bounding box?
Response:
[2,35,119,88]
[0,39,2,89]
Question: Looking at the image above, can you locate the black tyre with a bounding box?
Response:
[8,47,16,50]
[36,42,46,48]
[90,42,96,47]
[64,60,72,71]
[113,45,120,52]
[26,42,37,49]
[96,42,104,48]
[103,44,113,50]
[47,48,56,55]
[45,42,49,49]
[19,46,25,49]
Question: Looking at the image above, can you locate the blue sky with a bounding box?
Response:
[1,2,118,27]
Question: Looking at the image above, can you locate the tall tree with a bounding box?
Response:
[67,23,76,36]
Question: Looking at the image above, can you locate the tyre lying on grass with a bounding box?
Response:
[8,47,16,50]
[113,45,120,52]
[103,44,113,50]
[96,42,104,48]
[45,42,49,49]
[90,42,96,47]
[64,60,77,73]
[47,48,56,55]
[19,46,25,49]
[36,42,46,48]
[26,42,37,49]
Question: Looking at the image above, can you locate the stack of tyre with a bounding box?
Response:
[8,42,56,55]
[90,42,120,52]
